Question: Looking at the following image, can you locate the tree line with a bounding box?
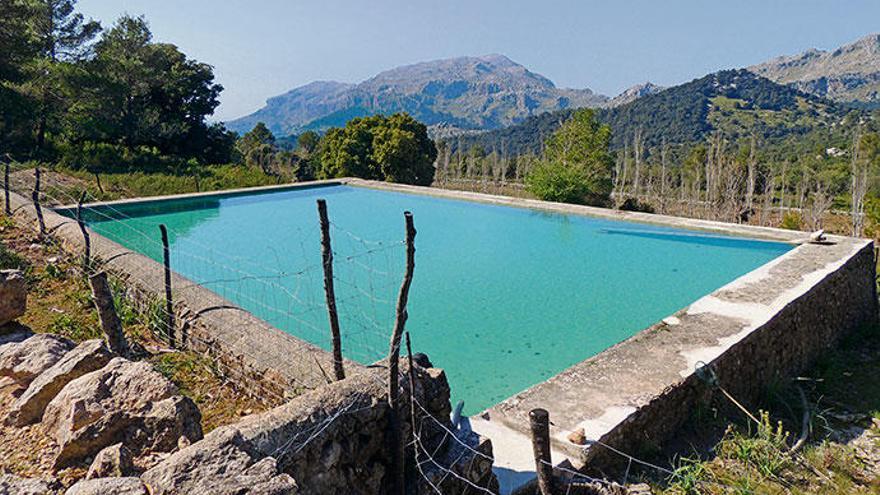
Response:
[236,114,437,186]
[0,0,235,170]
[437,109,880,236]
[1,0,438,189]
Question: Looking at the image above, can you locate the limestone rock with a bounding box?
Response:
[0,333,74,387]
[42,357,202,468]
[65,477,147,495]
[86,443,134,480]
[6,339,114,426]
[141,426,297,495]
[0,474,55,495]
[0,270,27,327]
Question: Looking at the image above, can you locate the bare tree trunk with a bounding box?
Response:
[632,129,643,198]
[851,127,867,236]
[659,138,668,214]
[759,175,775,227]
[746,135,757,214]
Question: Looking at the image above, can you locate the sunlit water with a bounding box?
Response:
[71,185,792,414]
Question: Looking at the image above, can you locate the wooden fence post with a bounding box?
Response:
[88,271,129,356]
[76,191,91,273]
[159,224,176,348]
[32,167,46,237]
[3,159,10,216]
[530,408,554,495]
[387,211,416,495]
[405,331,417,489]
[316,199,345,381]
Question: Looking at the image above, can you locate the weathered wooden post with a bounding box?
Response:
[159,224,175,348]
[3,158,10,216]
[387,211,416,495]
[88,271,129,356]
[76,191,91,273]
[316,199,345,381]
[32,167,46,237]
[404,331,418,489]
[530,408,555,495]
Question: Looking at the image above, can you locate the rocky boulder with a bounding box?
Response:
[0,333,74,388]
[0,269,27,327]
[6,339,114,426]
[42,357,202,468]
[65,477,147,495]
[141,426,297,495]
[0,473,56,495]
[86,443,135,480]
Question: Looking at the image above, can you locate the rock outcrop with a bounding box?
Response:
[6,339,114,426]
[86,443,135,480]
[0,333,74,388]
[0,473,56,495]
[42,357,202,468]
[65,477,148,495]
[0,269,27,327]
[141,426,297,495]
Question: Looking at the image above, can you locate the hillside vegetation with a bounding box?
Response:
[454,70,844,155]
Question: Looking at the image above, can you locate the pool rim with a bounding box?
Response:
[56,177,807,246]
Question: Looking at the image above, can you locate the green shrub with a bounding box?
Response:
[780,212,802,230]
[47,314,101,342]
[525,160,604,205]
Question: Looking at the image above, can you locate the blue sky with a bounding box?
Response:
[77,0,880,122]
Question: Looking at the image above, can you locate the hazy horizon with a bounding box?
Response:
[76,0,880,122]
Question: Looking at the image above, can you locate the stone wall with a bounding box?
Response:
[141,361,498,494]
[585,241,879,470]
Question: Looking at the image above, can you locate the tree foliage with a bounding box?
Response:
[0,3,234,167]
[525,109,613,205]
[316,113,437,185]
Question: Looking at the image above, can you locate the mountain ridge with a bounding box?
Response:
[452,69,843,155]
[748,33,880,106]
[226,54,608,136]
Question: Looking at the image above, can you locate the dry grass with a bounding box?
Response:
[652,326,880,495]
[0,212,270,486]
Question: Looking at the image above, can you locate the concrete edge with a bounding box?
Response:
[341,178,816,244]
[477,234,876,492]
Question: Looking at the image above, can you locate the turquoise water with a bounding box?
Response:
[72,185,791,414]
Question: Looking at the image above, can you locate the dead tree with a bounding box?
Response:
[632,128,643,198]
[851,128,867,236]
[745,135,757,214]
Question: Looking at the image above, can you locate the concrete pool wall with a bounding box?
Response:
[7,179,878,486]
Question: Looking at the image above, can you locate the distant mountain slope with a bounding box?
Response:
[454,69,843,155]
[607,82,665,107]
[226,54,608,136]
[749,33,880,107]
